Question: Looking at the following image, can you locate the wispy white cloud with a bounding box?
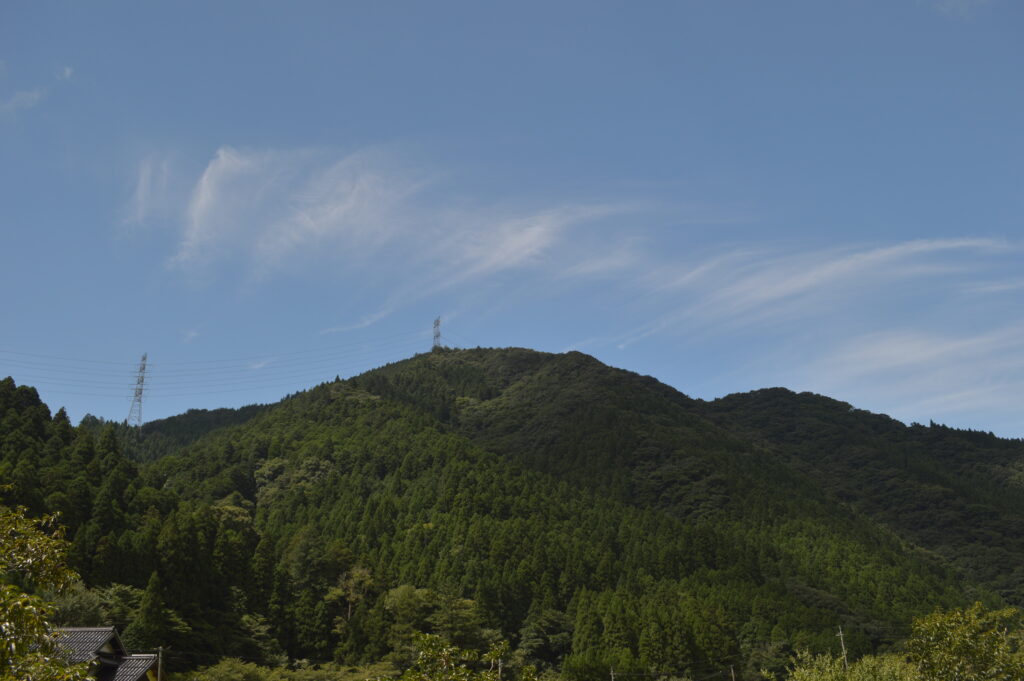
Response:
[457,210,565,278]
[965,278,1024,294]
[812,326,1024,381]
[805,325,1024,424]
[641,250,754,293]
[0,88,45,114]
[170,146,424,273]
[182,329,199,344]
[598,235,1023,434]
[124,157,172,227]
[320,202,626,332]
[173,146,267,267]
[704,238,1004,315]
[1,65,75,115]
[254,152,424,270]
[168,145,638,331]
[441,204,624,284]
[618,238,1011,346]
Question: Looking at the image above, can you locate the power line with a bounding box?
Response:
[0,337,425,388]
[0,330,434,409]
[0,349,142,366]
[442,331,476,348]
[0,330,428,372]
[1,334,425,388]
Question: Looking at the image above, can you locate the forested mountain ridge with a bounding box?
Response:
[79,403,271,462]
[1,348,1021,679]
[698,388,1024,603]
[349,348,1024,601]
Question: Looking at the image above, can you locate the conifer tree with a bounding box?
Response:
[122,570,190,651]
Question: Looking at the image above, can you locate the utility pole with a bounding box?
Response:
[433,317,441,350]
[157,646,163,681]
[127,353,147,436]
[837,625,849,672]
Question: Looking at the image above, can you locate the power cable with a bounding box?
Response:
[0,330,426,375]
[2,337,424,389]
[0,329,432,402]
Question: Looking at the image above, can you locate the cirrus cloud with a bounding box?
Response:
[618,237,1013,346]
[162,145,637,330]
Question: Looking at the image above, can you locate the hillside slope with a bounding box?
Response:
[2,349,1021,679]
[700,388,1024,602]
[352,349,1024,605]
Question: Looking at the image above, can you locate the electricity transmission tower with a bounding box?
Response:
[433,317,441,350]
[127,353,147,433]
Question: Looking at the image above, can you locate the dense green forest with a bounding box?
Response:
[2,347,1023,679]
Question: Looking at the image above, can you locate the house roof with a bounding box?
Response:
[54,627,127,663]
[54,628,155,681]
[112,654,157,681]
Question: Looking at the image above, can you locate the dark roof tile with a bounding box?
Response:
[112,654,157,681]
[54,627,123,663]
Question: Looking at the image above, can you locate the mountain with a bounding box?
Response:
[2,348,1022,679]
[699,388,1024,603]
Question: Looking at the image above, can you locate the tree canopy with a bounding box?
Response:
[3,348,1024,678]
[0,501,87,681]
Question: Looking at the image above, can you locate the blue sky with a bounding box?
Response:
[2,1,1022,436]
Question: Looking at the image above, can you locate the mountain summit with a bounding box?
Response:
[3,347,1022,678]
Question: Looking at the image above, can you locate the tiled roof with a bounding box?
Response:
[53,627,152,680]
[53,627,122,663]
[112,654,157,681]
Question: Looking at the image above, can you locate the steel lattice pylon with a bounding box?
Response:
[127,352,147,430]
